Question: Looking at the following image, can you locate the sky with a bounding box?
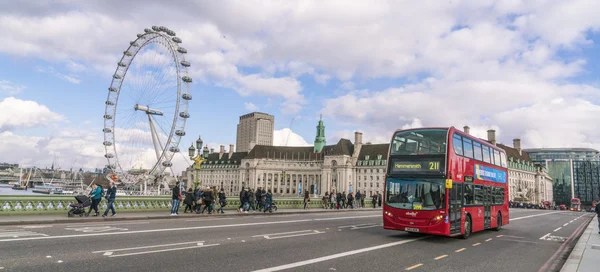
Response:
[1,0,600,175]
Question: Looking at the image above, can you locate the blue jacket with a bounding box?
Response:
[89,186,102,200]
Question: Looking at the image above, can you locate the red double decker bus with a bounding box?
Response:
[383,127,509,239]
[570,198,581,211]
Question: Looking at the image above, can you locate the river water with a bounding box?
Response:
[0,184,40,195]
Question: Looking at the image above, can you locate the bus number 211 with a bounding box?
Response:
[429,162,440,170]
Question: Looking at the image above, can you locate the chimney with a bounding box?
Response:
[487,129,496,145]
[463,126,470,134]
[229,144,234,157]
[219,145,225,159]
[354,131,363,145]
[210,148,214,154]
[513,139,522,155]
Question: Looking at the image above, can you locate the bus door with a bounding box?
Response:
[449,182,463,235]
[483,186,491,229]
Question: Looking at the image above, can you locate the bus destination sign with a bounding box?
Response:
[390,159,444,174]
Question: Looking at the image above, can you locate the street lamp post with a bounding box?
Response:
[188,135,206,188]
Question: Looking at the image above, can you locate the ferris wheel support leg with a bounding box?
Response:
[147,114,163,162]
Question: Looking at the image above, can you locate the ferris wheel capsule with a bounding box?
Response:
[180,60,190,67]
[177,47,187,54]
[172,37,182,43]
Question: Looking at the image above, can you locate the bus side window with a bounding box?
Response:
[473,142,483,161]
[453,134,463,156]
[464,184,474,205]
[482,146,491,163]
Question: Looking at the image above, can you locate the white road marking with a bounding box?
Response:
[500,235,525,239]
[569,220,574,223]
[485,238,492,242]
[64,226,128,233]
[93,241,207,253]
[0,231,48,238]
[103,252,113,256]
[472,243,481,246]
[185,218,235,222]
[46,256,51,258]
[57,260,63,263]
[314,215,380,221]
[253,230,324,240]
[21,225,52,229]
[405,264,423,270]
[511,212,562,221]
[554,227,562,232]
[242,240,246,242]
[563,223,568,227]
[540,233,551,240]
[65,222,150,227]
[108,244,219,258]
[434,255,448,260]
[455,248,466,252]
[251,236,426,272]
[0,216,381,243]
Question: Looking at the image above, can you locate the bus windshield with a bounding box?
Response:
[386,177,446,210]
[391,129,448,156]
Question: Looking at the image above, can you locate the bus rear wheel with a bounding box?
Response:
[461,216,472,239]
[493,213,502,231]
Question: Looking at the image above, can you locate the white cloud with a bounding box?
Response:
[0,80,25,95]
[1,1,600,153]
[36,66,81,84]
[244,102,258,111]
[273,128,310,147]
[0,97,64,131]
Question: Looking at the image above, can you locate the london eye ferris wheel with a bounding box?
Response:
[102,26,192,185]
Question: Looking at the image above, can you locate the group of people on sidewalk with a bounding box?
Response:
[169,183,276,215]
[170,181,228,216]
[321,190,382,209]
[85,181,118,217]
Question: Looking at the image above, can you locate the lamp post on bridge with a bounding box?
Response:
[188,135,206,188]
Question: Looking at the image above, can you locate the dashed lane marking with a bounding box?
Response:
[472,243,481,247]
[496,235,504,238]
[405,264,423,270]
[563,223,568,227]
[252,230,325,240]
[485,238,492,242]
[455,248,466,252]
[511,211,562,221]
[57,260,63,263]
[92,241,207,253]
[46,256,51,258]
[434,255,448,260]
[554,227,562,232]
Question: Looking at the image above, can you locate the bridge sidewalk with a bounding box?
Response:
[561,214,600,272]
[0,207,381,226]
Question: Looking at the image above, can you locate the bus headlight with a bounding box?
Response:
[430,215,444,225]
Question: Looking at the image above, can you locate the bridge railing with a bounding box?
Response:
[0,195,374,215]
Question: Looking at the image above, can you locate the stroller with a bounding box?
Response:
[68,195,91,217]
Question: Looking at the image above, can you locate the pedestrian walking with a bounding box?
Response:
[102,181,117,217]
[595,203,600,234]
[303,190,310,209]
[217,188,227,214]
[87,183,102,216]
[183,188,194,213]
[170,181,181,216]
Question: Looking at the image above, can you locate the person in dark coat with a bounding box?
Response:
[102,181,117,217]
[170,181,181,216]
[183,188,194,213]
[202,187,214,214]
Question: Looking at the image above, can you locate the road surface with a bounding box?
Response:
[0,209,594,272]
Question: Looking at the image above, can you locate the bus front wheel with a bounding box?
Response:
[493,212,502,231]
[461,216,472,239]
